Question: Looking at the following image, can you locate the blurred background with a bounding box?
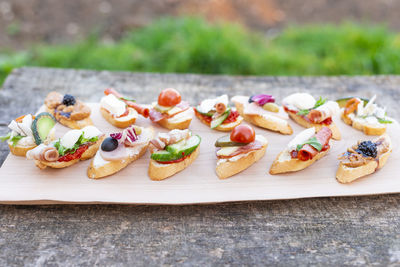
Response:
[1,0,400,85]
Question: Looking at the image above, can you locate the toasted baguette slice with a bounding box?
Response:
[341,113,386,136]
[195,111,243,132]
[87,128,154,179]
[234,101,292,135]
[336,135,392,183]
[46,107,93,129]
[148,145,200,181]
[156,109,193,130]
[8,143,36,157]
[216,142,268,179]
[270,147,330,174]
[287,112,341,140]
[34,136,105,170]
[100,107,138,128]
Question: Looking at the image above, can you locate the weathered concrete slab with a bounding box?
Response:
[0,67,399,266]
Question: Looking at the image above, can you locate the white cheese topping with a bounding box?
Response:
[167,108,193,123]
[61,129,83,149]
[100,94,126,117]
[197,94,228,113]
[287,127,315,151]
[282,93,316,110]
[82,125,102,139]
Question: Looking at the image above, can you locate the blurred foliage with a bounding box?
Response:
[1,17,400,86]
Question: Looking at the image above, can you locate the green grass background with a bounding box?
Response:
[1,17,400,85]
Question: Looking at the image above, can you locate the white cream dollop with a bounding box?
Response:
[100,94,126,117]
[82,125,102,139]
[287,127,315,151]
[283,93,316,110]
[197,94,228,113]
[61,129,83,149]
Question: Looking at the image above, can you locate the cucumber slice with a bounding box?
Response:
[336,97,369,108]
[166,135,201,157]
[195,106,214,117]
[32,112,56,145]
[215,135,247,147]
[210,108,230,129]
[154,104,172,113]
[150,150,180,161]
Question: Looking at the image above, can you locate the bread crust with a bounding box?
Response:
[269,148,330,174]
[216,142,268,179]
[87,128,154,179]
[148,145,200,181]
[194,111,243,132]
[46,107,93,129]
[287,112,341,140]
[100,107,138,128]
[336,136,392,183]
[34,135,105,170]
[8,143,36,157]
[157,116,192,130]
[234,102,292,135]
[341,112,386,136]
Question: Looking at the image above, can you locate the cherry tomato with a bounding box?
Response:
[230,125,255,143]
[158,88,181,107]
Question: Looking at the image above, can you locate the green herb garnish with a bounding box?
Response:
[377,118,393,124]
[53,133,99,156]
[296,137,322,151]
[10,135,24,146]
[0,132,11,142]
[120,97,135,102]
[297,97,327,116]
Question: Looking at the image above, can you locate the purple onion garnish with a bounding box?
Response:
[249,94,275,106]
[109,126,138,145]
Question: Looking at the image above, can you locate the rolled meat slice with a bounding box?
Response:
[297,127,332,161]
[307,101,339,123]
[26,144,59,162]
[43,147,59,161]
[149,101,190,122]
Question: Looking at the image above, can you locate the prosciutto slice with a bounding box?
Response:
[297,127,332,161]
[149,101,190,122]
[150,129,190,150]
[216,140,263,159]
[307,101,339,123]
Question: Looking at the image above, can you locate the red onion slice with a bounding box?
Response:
[249,94,275,106]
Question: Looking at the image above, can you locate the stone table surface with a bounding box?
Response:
[1,67,400,266]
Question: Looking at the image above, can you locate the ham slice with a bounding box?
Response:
[100,144,128,161]
[26,144,59,162]
[297,127,332,161]
[216,140,263,159]
[149,101,190,122]
[150,129,190,150]
[307,101,339,123]
[104,88,150,118]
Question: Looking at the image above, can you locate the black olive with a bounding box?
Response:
[356,141,377,158]
[248,94,255,103]
[101,137,118,152]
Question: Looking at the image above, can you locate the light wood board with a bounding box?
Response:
[0,103,399,204]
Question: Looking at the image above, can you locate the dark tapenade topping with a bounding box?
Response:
[356,141,377,158]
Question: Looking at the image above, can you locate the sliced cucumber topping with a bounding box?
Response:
[210,108,230,129]
[153,135,201,162]
[215,135,247,147]
[32,112,56,145]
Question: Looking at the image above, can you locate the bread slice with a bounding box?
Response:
[87,128,154,179]
[216,142,268,179]
[269,147,330,174]
[287,112,341,140]
[234,102,292,135]
[100,107,138,128]
[148,145,200,181]
[194,111,243,132]
[34,136,105,170]
[336,136,392,183]
[8,143,36,157]
[341,113,386,136]
[46,107,93,129]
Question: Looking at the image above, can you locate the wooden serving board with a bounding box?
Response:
[0,103,399,204]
